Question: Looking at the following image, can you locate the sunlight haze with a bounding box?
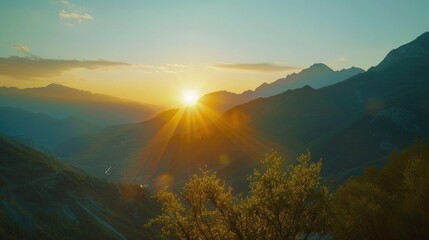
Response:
[1,0,428,106]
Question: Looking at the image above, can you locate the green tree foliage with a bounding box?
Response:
[147,151,332,240]
[332,142,429,240]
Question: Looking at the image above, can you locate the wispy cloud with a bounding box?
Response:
[156,64,187,74]
[214,63,299,73]
[59,0,93,25]
[11,44,40,58]
[166,64,186,68]
[12,44,30,54]
[126,63,188,74]
[59,10,93,21]
[0,56,128,80]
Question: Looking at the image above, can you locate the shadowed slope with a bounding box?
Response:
[0,136,158,239]
[0,107,100,151]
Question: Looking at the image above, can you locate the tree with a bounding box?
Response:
[331,142,429,240]
[146,151,332,240]
[245,151,332,239]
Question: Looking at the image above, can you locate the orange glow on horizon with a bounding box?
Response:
[123,96,276,187]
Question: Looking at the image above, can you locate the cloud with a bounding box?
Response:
[12,44,30,54]
[59,0,93,24]
[214,63,299,73]
[0,56,128,80]
[167,64,186,68]
[59,10,93,21]
[158,64,187,74]
[11,43,40,59]
[124,63,187,74]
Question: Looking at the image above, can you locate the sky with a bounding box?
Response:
[0,0,428,106]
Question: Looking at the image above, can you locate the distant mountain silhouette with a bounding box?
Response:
[0,107,100,151]
[0,84,159,126]
[253,63,364,96]
[0,136,157,239]
[58,32,429,188]
[198,64,364,113]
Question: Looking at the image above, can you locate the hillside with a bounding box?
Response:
[0,136,158,239]
[0,84,159,126]
[54,105,219,180]
[0,107,100,151]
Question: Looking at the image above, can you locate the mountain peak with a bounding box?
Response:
[308,63,332,71]
[41,83,86,93]
[371,32,429,71]
[21,84,123,104]
[294,63,335,78]
[40,83,91,96]
[46,83,68,88]
[301,63,334,75]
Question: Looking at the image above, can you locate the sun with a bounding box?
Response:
[182,90,199,106]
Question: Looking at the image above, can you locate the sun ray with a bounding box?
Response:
[123,89,283,188]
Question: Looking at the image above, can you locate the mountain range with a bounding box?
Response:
[53,64,363,181]
[0,84,159,126]
[0,60,363,155]
[56,32,429,188]
[198,64,364,114]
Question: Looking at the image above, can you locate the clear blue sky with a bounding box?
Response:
[0,0,428,105]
